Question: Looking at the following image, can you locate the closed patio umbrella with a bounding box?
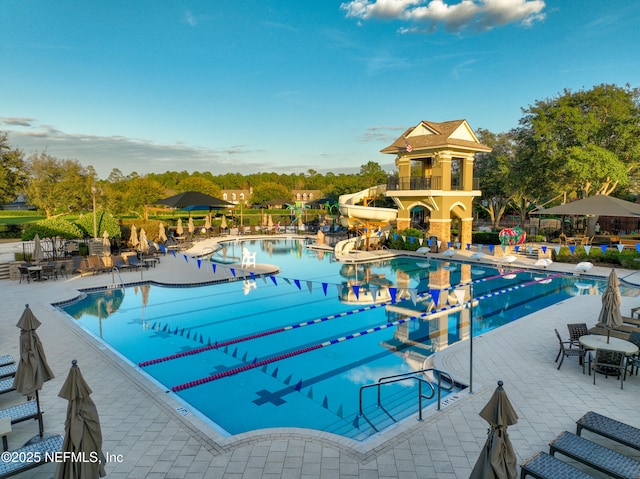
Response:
[204,214,211,231]
[597,269,623,343]
[188,216,195,234]
[12,304,55,437]
[138,228,149,253]
[101,230,110,255]
[470,380,518,479]
[158,222,167,242]
[220,215,228,231]
[129,225,139,248]
[33,233,44,262]
[176,218,184,236]
[54,360,106,479]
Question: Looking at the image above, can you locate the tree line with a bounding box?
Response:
[2,83,639,226]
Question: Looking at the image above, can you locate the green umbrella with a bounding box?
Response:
[54,360,106,479]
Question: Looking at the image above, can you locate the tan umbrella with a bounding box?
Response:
[129,224,139,248]
[33,233,43,262]
[12,304,55,437]
[176,218,184,236]
[597,269,623,343]
[220,215,228,231]
[188,216,195,234]
[204,214,211,230]
[470,380,518,479]
[267,214,273,230]
[101,230,110,256]
[138,228,149,253]
[158,222,167,242]
[54,360,106,479]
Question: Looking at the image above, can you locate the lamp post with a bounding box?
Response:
[91,185,98,239]
[454,283,474,394]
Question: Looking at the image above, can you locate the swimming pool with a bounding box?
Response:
[58,238,614,441]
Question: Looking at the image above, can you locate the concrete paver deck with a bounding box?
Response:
[1,239,640,478]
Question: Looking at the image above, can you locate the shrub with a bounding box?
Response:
[75,211,122,238]
[385,228,425,251]
[22,218,83,241]
[472,232,501,245]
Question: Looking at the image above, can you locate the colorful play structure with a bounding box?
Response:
[336,119,491,251]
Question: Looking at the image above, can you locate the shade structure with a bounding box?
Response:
[155,191,232,211]
[267,215,273,229]
[532,194,640,217]
[204,214,211,230]
[33,233,44,262]
[129,224,139,248]
[12,304,55,437]
[158,222,167,242]
[176,218,184,236]
[470,380,518,479]
[220,215,228,230]
[598,269,624,342]
[101,230,110,255]
[138,228,149,253]
[54,360,106,479]
[188,216,195,234]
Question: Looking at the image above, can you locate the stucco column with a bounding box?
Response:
[428,218,451,246]
[460,217,474,247]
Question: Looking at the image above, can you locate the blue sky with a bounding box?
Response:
[2,0,639,179]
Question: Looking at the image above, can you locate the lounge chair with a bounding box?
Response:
[520,450,595,479]
[554,329,584,371]
[549,430,640,479]
[0,434,63,479]
[0,400,43,436]
[576,411,640,453]
[126,254,148,270]
[0,363,17,380]
[0,378,15,395]
[0,355,14,367]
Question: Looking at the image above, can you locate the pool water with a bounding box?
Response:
[59,238,612,441]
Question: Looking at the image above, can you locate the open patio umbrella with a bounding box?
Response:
[54,360,106,479]
[129,225,139,248]
[12,304,55,437]
[138,228,149,253]
[101,230,110,255]
[33,233,43,262]
[470,380,518,479]
[155,191,232,210]
[158,222,167,242]
[176,218,184,236]
[597,269,623,343]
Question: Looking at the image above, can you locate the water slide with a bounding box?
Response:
[338,185,397,228]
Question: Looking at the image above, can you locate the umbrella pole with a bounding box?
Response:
[35,390,44,437]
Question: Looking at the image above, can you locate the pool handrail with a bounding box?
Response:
[358,368,454,421]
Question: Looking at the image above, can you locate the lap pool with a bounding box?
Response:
[57,238,615,441]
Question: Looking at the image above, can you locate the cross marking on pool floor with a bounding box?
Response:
[253,389,287,406]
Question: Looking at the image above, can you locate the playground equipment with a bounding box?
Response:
[338,185,397,251]
[498,226,526,246]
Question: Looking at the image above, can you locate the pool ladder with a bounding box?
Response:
[358,368,454,421]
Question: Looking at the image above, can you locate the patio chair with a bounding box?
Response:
[567,323,589,348]
[554,329,585,371]
[41,263,57,281]
[17,265,35,284]
[625,331,640,376]
[588,348,626,389]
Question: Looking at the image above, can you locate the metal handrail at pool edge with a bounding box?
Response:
[358,368,454,421]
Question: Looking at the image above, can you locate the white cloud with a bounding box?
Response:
[183,10,198,27]
[341,0,546,33]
